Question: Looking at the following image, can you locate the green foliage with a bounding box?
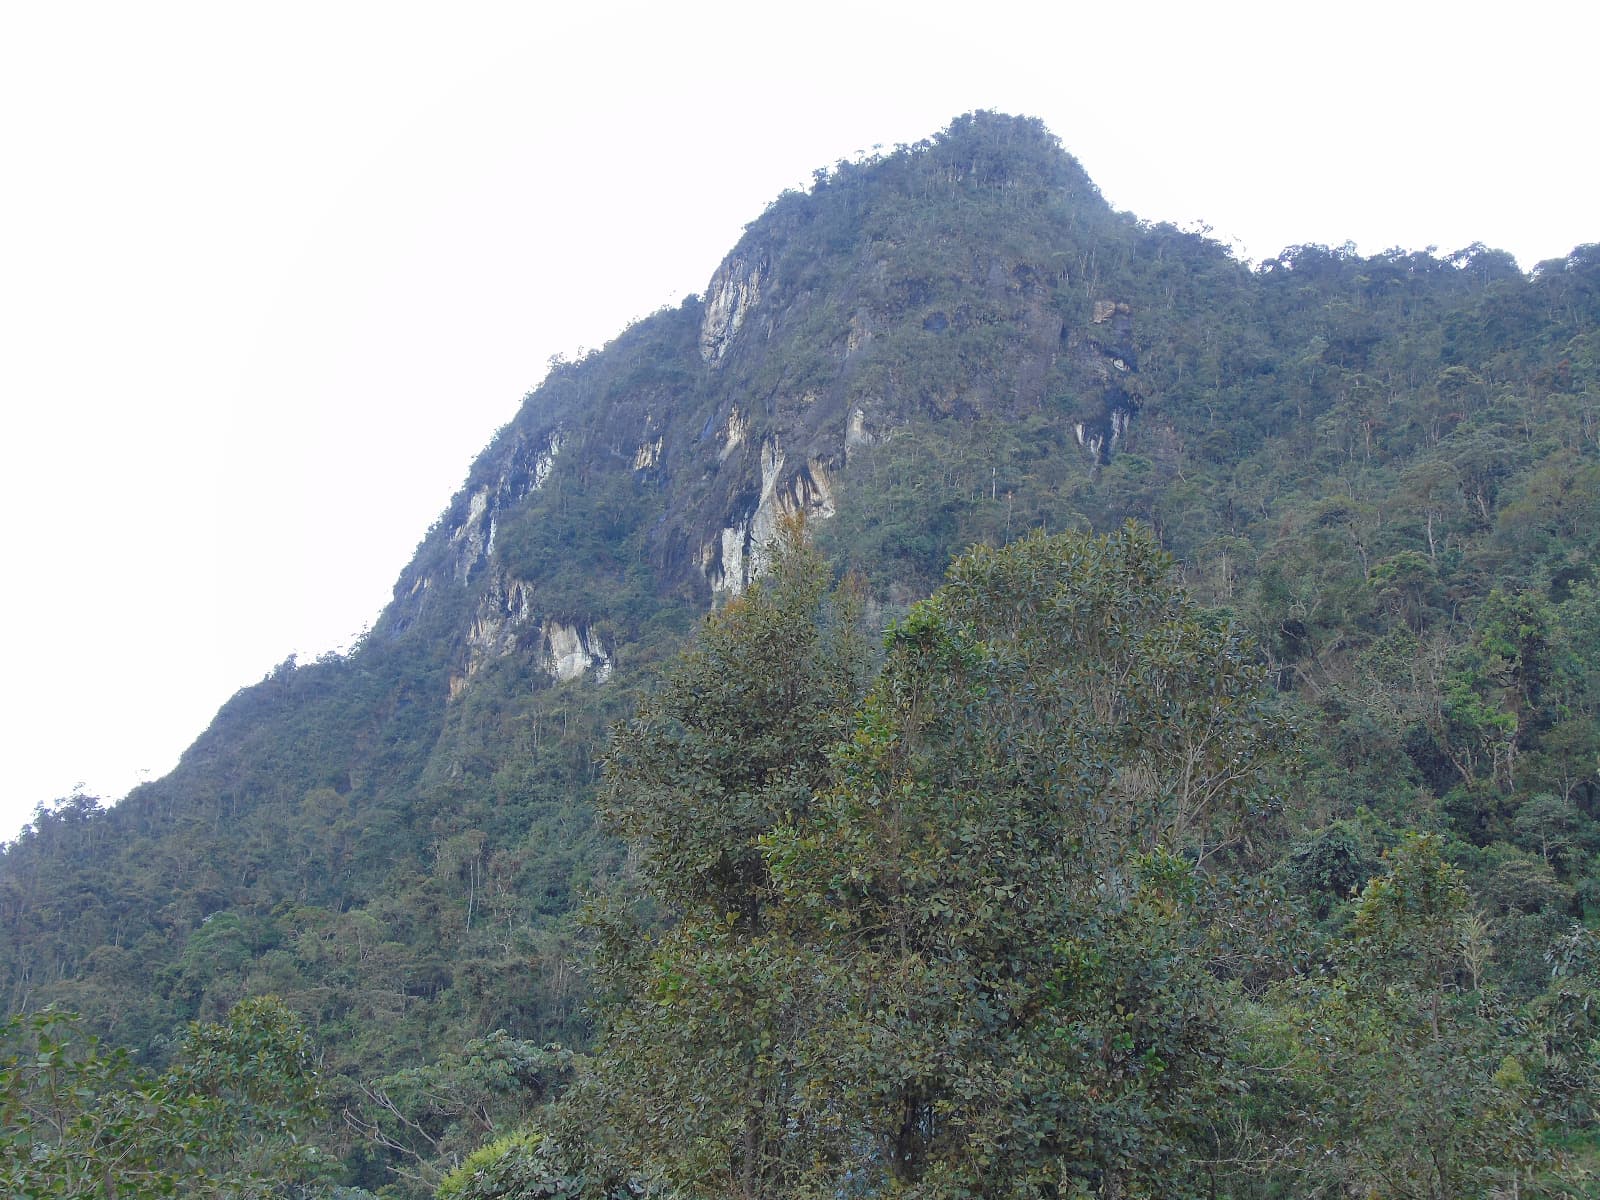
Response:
[760,525,1291,1198]
[1254,836,1573,1199]
[3,111,1599,1195]
[437,1132,553,1200]
[347,1033,574,1196]
[576,525,1293,1198]
[1285,819,1382,917]
[434,1125,635,1200]
[0,996,326,1198]
[579,517,872,1199]
[1528,924,1600,1128]
[597,514,872,924]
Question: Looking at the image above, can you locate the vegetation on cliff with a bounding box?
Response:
[2,112,1598,1194]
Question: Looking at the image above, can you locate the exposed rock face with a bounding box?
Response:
[1069,300,1138,465]
[386,427,566,644]
[845,406,874,462]
[543,622,611,684]
[1074,406,1132,462]
[460,571,537,684]
[700,250,766,363]
[846,307,873,357]
[704,440,837,598]
[385,424,579,689]
[632,437,662,471]
[451,557,614,701]
[394,121,1145,708]
[719,407,747,461]
[532,433,561,488]
[445,429,563,584]
[449,489,492,583]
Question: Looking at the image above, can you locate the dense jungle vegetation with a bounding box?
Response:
[2,112,1598,1195]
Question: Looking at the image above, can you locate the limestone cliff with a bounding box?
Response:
[372,113,1153,710]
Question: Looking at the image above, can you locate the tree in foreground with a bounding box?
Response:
[764,523,1292,1198]
[0,995,325,1198]
[1245,834,1588,1200]
[579,513,872,1199]
[520,523,1591,1199]
[572,522,1290,1198]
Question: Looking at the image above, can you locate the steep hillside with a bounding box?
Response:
[3,111,1598,1193]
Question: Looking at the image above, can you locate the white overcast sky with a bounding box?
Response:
[1,1,1595,840]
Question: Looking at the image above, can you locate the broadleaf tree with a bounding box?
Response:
[763,523,1293,1198]
[579,513,872,1199]
[0,995,325,1199]
[578,522,1291,1198]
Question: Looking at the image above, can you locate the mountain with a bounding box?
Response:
[3,111,1598,1193]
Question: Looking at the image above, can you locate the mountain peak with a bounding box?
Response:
[8,109,1598,1198]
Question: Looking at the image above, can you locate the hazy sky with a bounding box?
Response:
[1,1,1595,840]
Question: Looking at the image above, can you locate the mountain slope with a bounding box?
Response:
[3,111,1598,1188]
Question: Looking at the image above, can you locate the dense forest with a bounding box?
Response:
[2,112,1599,1196]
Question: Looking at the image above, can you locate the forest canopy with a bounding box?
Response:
[438,524,1595,1200]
